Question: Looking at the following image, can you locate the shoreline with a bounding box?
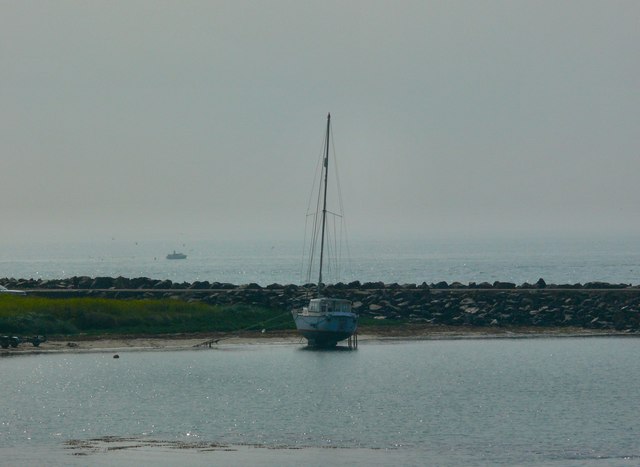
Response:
[1,325,635,355]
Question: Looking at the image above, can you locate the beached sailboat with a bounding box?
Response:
[292,114,358,348]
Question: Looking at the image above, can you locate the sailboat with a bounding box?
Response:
[291,114,358,348]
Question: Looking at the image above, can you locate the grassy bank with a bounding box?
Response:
[0,295,296,336]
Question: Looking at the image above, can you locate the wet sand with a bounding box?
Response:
[1,325,632,355]
[2,438,405,467]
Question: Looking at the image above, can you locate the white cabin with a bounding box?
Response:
[307,298,352,313]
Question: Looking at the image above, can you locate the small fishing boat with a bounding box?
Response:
[166,251,187,260]
[291,114,358,348]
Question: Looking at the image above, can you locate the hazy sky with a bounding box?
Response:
[2,1,639,243]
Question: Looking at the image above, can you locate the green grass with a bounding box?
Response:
[0,295,294,336]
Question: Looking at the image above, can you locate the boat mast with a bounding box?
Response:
[318,113,330,296]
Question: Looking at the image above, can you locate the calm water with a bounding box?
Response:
[1,338,639,466]
[2,235,640,285]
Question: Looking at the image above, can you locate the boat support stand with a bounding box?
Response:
[347,331,358,349]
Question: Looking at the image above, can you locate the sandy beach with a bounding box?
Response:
[1,325,632,355]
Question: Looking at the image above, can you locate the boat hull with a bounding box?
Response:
[292,311,358,347]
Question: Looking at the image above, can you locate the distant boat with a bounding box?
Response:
[291,114,358,348]
[166,251,187,260]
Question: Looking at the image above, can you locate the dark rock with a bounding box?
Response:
[113,276,131,289]
[91,277,115,289]
[72,276,93,288]
[39,280,63,289]
[130,277,152,289]
[584,281,614,289]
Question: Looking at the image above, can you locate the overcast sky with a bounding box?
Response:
[2,1,639,243]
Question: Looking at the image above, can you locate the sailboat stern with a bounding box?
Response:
[292,298,358,347]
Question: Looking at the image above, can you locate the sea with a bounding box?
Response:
[1,339,639,466]
[1,234,640,286]
[2,234,640,466]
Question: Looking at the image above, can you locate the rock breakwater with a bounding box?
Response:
[3,277,640,332]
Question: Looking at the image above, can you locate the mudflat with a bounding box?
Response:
[1,325,632,355]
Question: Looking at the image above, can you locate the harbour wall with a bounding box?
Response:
[3,277,640,332]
